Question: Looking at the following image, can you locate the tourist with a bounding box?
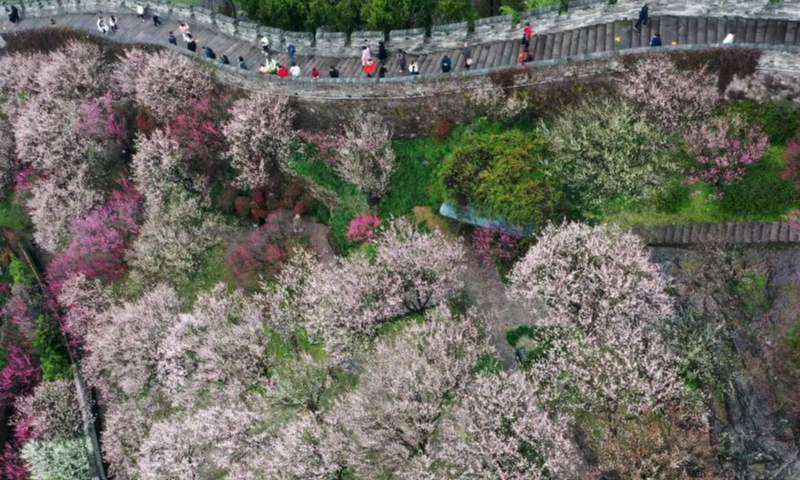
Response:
[287,44,296,66]
[311,67,320,80]
[290,63,301,77]
[179,21,190,36]
[238,56,248,69]
[378,63,388,78]
[109,15,118,31]
[650,32,662,47]
[329,66,339,78]
[168,31,177,45]
[220,55,230,65]
[364,59,377,78]
[277,64,289,78]
[152,14,161,26]
[6,4,20,25]
[634,3,649,32]
[258,62,269,74]
[204,46,217,59]
[187,38,198,52]
[182,31,193,43]
[409,60,420,75]
[462,42,472,70]
[518,48,530,63]
[260,35,270,54]
[135,3,145,21]
[522,22,532,49]
[361,45,371,66]
[441,55,452,73]
[97,16,108,34]
[397,49,407,73]
[722,32,735,44]
[267,58,278,74]
[378,41,388,65]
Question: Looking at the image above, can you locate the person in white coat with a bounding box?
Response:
[290,64,301,77]
[96,16,108,34]
[722,32,735,44]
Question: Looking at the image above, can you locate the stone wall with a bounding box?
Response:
[11,0,800,57]
[632,221,800,246]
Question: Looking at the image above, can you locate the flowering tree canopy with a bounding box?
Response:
[333,114,396,199]
[14,380,83,442]
[223,93,296,190]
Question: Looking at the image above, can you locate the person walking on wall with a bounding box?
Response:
[722,32,735,44]
[522,22,532,49]
[179,21,190,37]
[109,15,117,31]
[377,40,388,65]
[220,54,230,65]
[361,45,371,66]
[97,16,108,34]
[152,14,161,26]
[649,32,661,46]
[187,38,198,52]
[5,4,20,25]
[462,42,473,70]
[203,46,216,59]
[135,3,145,21]
[287,43,296,66]
[634,3,649,32]
[364,59,377,78]
[409,60,420,75]
[261,35,270,54]
[397,49,407,73]
[311,67,320,80]
[168,31,177,45]
[329,65,339,78]
[378,63,388,78]
[277,64,289,78]
[238,56,248,69]
[441,55,451,73]
[290,63,301,77]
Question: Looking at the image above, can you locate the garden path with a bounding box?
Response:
[9,13,800,80]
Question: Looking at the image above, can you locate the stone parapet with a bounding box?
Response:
[390,27,427,52]
[284,30,314,49]
[351,30,385,48]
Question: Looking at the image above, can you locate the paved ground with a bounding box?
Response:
[10,13,800,80]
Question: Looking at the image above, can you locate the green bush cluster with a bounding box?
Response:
[725,100,800,146]
[719,147,800,218]
[9,257,36,286]
[438,130,561,225]
[32,314,73,382]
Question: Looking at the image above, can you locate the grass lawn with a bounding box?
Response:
[0,195,33,232]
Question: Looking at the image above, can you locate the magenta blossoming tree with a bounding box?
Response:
[76,91,128,145]
[621,55,718,130]
[0,344,41,407]
[346,213,382,243]
[684,115,769,193]
[223,93,296,190]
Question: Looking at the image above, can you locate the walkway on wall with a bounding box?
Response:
[632,221,800,246]
[9,13,800,79]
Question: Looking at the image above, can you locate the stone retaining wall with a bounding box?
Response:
[10,0,800,57]
[632,221,800,246]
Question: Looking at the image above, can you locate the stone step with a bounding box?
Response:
[631,20,641,48]
[661,15,678,46]
[576,28,587,55]
[716,17,728,44]
[595,24,605,53]
[775,20,787,45]
[561,28,573,57]
[687,16,698,44]
[570,28,581,56]
[755,18,767,43]
[697,16,707,43]
[544,34,555,60]
[499,40,514,65]
[552,31,564,57]
[605,21,615,52]
[733,17,747,44]
[587,26,597,54]
[745,18,757,43]
[706,16,718,43]
[534,35,547,60]
[765,19,778,44]
[786,21,799,44]
[678,16,688,45]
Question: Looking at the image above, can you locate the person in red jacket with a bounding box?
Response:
[517,49,530,64]
[311,67,321,80]
[277,64,289,78]
[523,22,533,49]
[363,59,377,78]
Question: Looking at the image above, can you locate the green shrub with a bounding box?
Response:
[725,100,800,146]
[379,141,440,217]
[9,257,36,286]
[32,315,72,382]
[438,130,561,225]
[719,147,800,218]
[22,438,91,480]
[540,97,676,216]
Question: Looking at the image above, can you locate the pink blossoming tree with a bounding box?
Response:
[684,115,768,193]
[333,114,396,200]
[346,213,382,243]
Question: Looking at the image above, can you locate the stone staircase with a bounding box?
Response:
[11,13,800,79]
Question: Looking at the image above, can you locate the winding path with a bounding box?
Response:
[7,12,800,80]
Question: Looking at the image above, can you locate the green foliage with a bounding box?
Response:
[32,314,72,381]
[379,139,441,218]
[719,147,800,218]
[731,270,770,317]
[505,325,557,366]
[0,195,33,232]
[21,438,91,480]
[786,323,800,351]
[439,130,561,225]
[540,97,676,216]
[178,245,229,307]
[725,100,800,146]
[9,257,36,286]
[474,352,502,374]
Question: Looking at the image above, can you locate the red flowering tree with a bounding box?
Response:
[471,225,522,268]
[782,133,800,193]
[346,213,381,243]
[47,183,142,295]
[76,91,128,145]
[226,221,290,289]
[0,343,41,407]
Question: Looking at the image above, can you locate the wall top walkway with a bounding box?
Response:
[6,0,800,58]
[632,221,800,246]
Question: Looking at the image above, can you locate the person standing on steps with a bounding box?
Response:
[462,42,473,70]
[649,32,661,46]
[363,58,377,78]
[522,22,532,49]
[203,46,216,59]
[179,21,190,37]
[361,45,371,66]
[109,15,117,31]
[377,41,388,65]
[287,43,296,66]
[168,31,177,45]
[722,32,735,44]
[260,35,270,54]
[441,55,451,73]
[290,63,301,77]
[397,49,408,73]
[378,63,388,78]
[152,14,161,27]
[634,3,649,32]
[5,4,20,25]
[329,65,339,78]
[187,37,198,52]
[219,54,230,65]
[135,3,145,21]
[277,64,289,78]
[97,16,108,34]
[409,60,420,75]
[517,47,530,63]
[311,67,320,80]
[238,56,248,69]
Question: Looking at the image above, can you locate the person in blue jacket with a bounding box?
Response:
[287,44,297,66]
[650,32,662,47]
